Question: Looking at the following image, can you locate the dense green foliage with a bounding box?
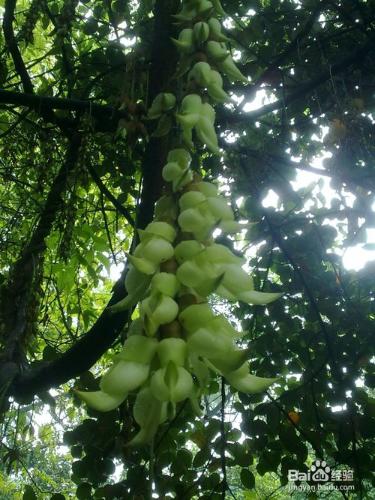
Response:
[0,0,374,498]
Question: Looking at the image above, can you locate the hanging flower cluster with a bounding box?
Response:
[77,0,281,446]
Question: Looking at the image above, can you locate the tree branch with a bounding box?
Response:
[9,285,129,402]
[0,89,129,131]
[3,0,33,94]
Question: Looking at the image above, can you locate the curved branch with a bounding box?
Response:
[3,0,33,94]
[10,286,129,402]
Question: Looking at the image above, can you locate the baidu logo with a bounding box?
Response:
[310,460,331,482]
[288,460,355,493]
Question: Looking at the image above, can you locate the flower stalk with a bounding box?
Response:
[76,0,281,446]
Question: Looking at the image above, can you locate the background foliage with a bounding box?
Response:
[0,0,374,498]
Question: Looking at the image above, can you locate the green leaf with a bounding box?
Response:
[23,486,37,500]
[240,468,255,489]
[193,448,210,468]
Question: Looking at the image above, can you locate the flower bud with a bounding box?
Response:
[206,196,234,221]
[75,390,126,412]
[193,22,210,44]
[215,263,282,304]
[100,361,149,397]
[178,207,207,235]
[161,93,177,110]
[157,338,187,367]
[201,101,216,123]
[206,41,228,61]
[128,387,168,446]
[139,238,175,264]
[176,260,207,288]
[237,290,283,305]
[127,318,144,337]
[141,294,179,336]
[109,266,152,313]
[209,347,250,374]
[125,265,147,292]
[162,162,193,191]
[117,335,158,364]
[148,93,176,119]
[173,5,197,22]
[179,303,215,333]
[212,0,226,16]
[182,124,194,150]
[207,84,230,103]
[174,240,204,263]
[151,272,180,297]
[195,103,220,154]
[167,148,192,168]
[179,191,206,211]
[204,244,244,265]
[155,195,178,220]
[187,326,234,358]
[208,17,230,41]
[196,115,220,155]
[195,181,218,197]
[225,363,278,393]
[171,28,195,53]
[140,221,177,243]
[127,254,158,275]
[218,55,248,83]
[150,362,194,402]
[190,354,210,388]
[217,263,254,297]
[207,81,230,102]
[197,0,214,15]
[176,94,202,127]
[189,61,212,87]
